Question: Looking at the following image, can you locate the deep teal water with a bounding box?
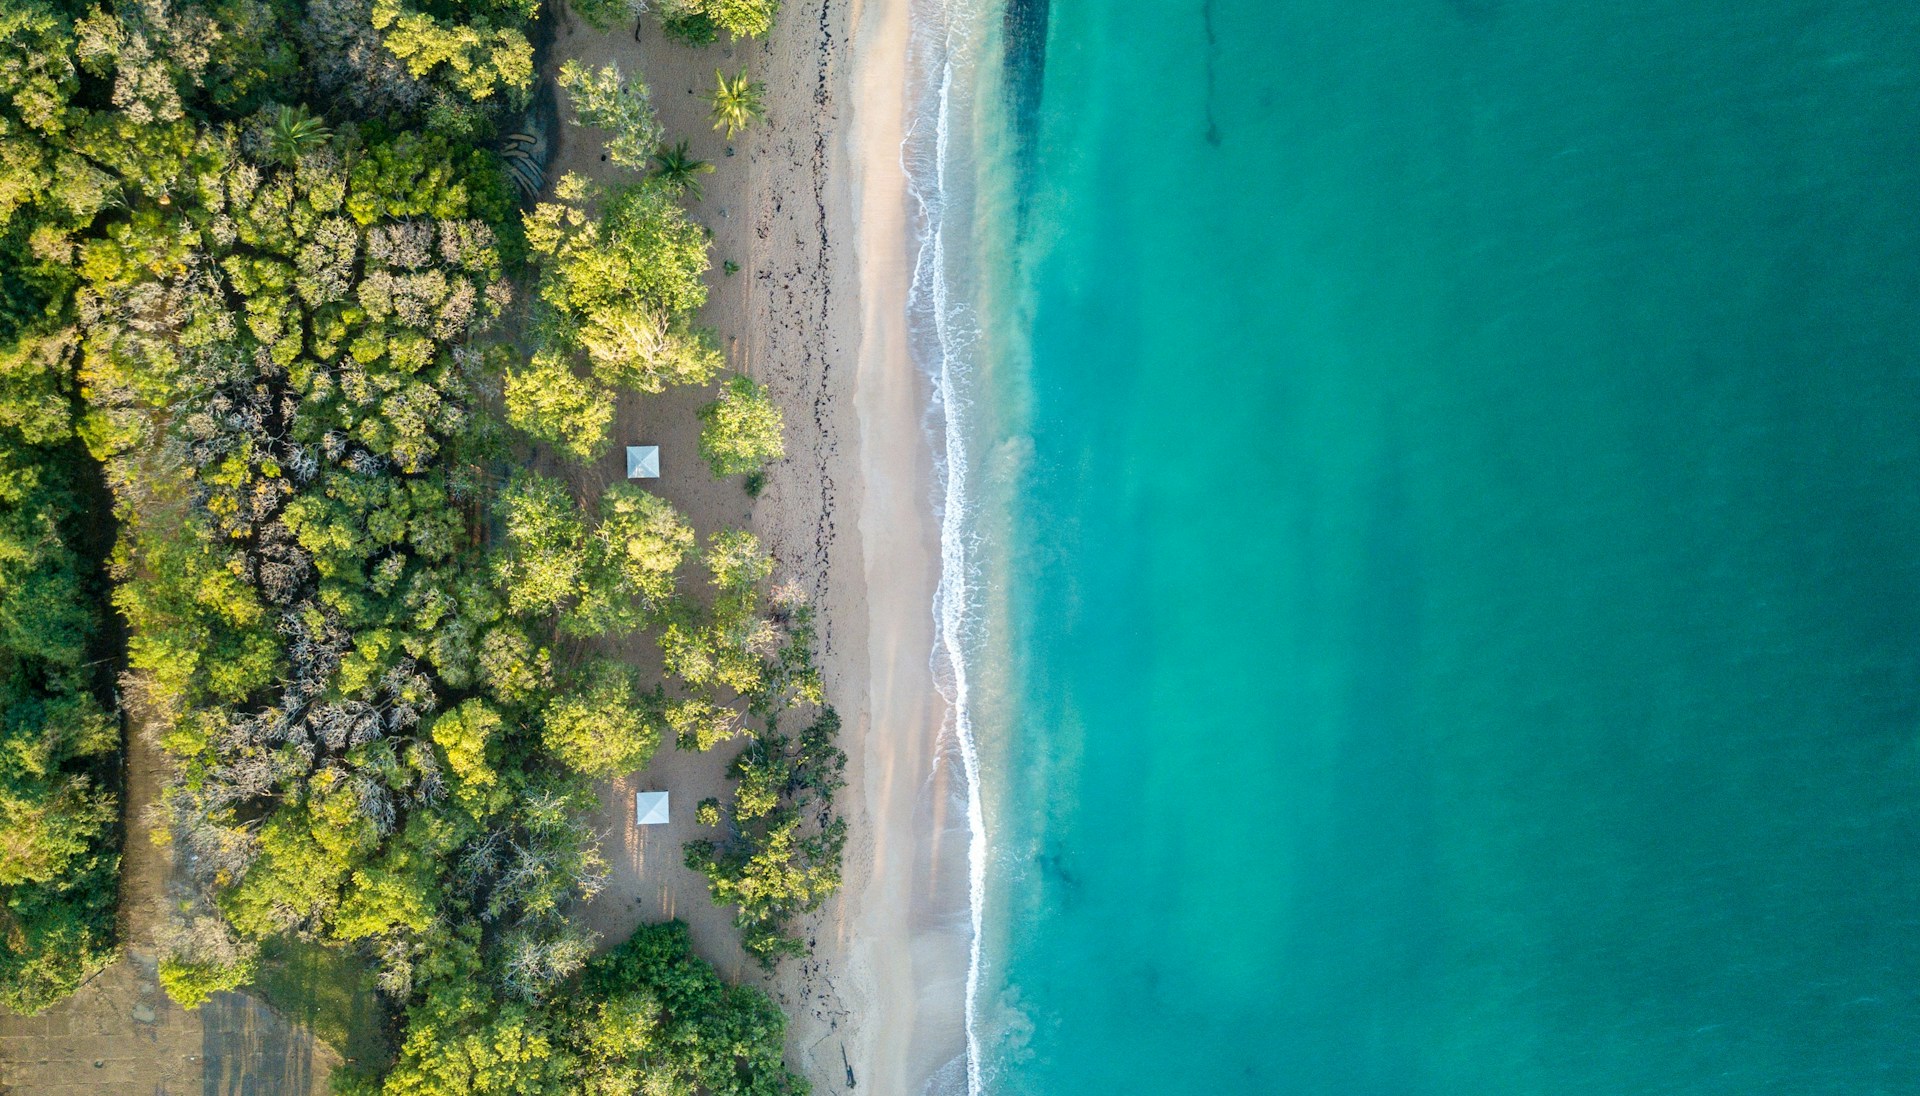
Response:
[968,2,1920,1093]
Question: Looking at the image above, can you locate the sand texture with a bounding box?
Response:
[551,0,969,1092]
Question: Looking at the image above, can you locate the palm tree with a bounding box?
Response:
[651,140,717,201]
[704,68,766,139]
[269,105,332,164]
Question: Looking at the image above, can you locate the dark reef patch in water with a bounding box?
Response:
[1003,0,1050,219]
[1202,0,1221,145]
[1444,0,1502,22]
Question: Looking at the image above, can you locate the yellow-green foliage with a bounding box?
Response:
[430,700,505,813]
[510,175,721,460]
[382,921,801,1096]
[702,67,765,138]
[539,660,659,778]
[371,0,534,105]
[492,473,693,637]
[7,0,833,1080]
[683,707,844,965]
[668,527,843,968]
[159,952,254,1010]
[656,0,780,41]
[332,816,445,940]
[114,519,279,713]
[64,125,527,1017]
[697,373,786,477]
[657,530,777,698]
[475,626,549,705]
[503,351,611,462]
[554,61,659,170]
[0,292,120,1019]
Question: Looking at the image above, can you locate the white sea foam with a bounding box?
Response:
[903,0,988,1091]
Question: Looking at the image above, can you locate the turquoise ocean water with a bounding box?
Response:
[918,0,1920,1092]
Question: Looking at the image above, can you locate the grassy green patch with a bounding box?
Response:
[246,936,392,1070]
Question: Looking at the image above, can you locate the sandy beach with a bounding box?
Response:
[551,0,971,1092]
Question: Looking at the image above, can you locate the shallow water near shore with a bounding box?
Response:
[936,0,1920,1092]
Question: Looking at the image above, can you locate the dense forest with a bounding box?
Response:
[0,187,121,1011]
[0,0,844,1087]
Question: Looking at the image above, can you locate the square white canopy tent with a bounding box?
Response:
[634,790,670,826]
[626,445,660,479]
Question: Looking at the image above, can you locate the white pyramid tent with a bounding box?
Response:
[626,445,660,479]
[634,790,670,826]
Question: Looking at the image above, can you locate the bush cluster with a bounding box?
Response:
[508,172,722,461]
[0,0,123,1013]
[687,706,845,965]
[362,919,799,1096]
[565,0,780,44]
[699,373,785,478]
[0,337,121,1012]
[2,0,835,1089]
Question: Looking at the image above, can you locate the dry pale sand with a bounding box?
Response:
[552,1,970,1093]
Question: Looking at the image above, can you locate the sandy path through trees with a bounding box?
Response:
[0,692,340,1094]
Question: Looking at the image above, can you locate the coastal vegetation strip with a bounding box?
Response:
[0,0,125,1020]
[0,273,123,1015]
[0,0,847,1089]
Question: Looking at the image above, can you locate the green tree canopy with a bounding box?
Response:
[494,471,591,617]
[698,373,785,478]
[371,0,535,106]
[525,174,720,395]
[539,659,659,777]
[658,0,780,42]
[577,483,695,633]
[556,60,660,171]
[703,67,765,137]
[503,351,614,463]
[493,473,694,637]
[685,708,846,966]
